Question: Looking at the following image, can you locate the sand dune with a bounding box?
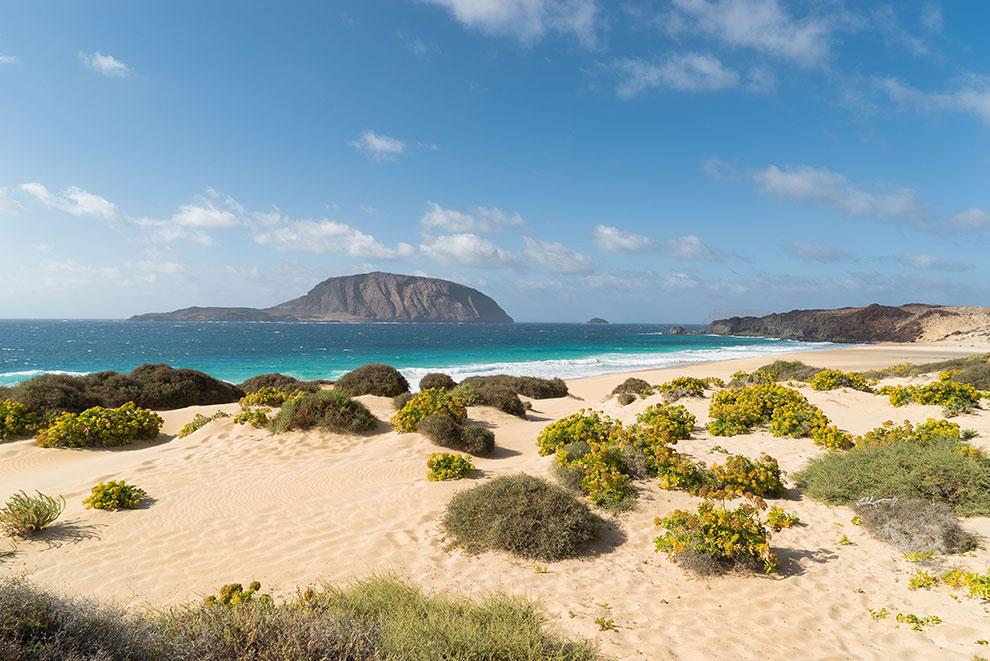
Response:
[3,342,990,659]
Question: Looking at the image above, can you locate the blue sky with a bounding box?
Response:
[1,0,988,322]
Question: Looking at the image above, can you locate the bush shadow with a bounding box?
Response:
[774,546,838,577]
[35,520,103,549]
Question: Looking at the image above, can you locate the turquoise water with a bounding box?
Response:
[0,320,832,386]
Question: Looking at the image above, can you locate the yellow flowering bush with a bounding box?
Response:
[391,388,467,433]
[35,402,163,448]
[809,369,872,392]
[632,403,696,444]
[233,407,271,428]
[704,454,784,499]
[426,452,475,481]
[765,506,799,532]
[654,500,777,574]
[655,376,723,402]
[238,386,306,409]
[536,409,623,456]
[177,410,229,438]
[856,418,967,448]
[82,480,147,510]
[0,399,36,440]
[708,383,840,446]
[204,581,272,607]
[878,381,982,415]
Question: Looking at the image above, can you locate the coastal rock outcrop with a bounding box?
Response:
[131,272,513,323]
[586,317,609,325]
[709,304,990,344]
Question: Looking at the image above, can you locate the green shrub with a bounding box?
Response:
[794,438,990,516]
[392,392,414,410]
[632,403,695,444]
[0,491,64,536]
[0,399,36,440]
[554,442,635,509]
[233,408,271,428]
[853,498,977,554]
[203,581,272,608]
[610,377,651,397]
[336,364,409,398]
[449,382,477,405]
[0,575,597,661]
[2,373,99,418]
[856,418,969,448]
[416,415,495,456]
[35,402,163,448]
[426,452,475,481]
[83,480,147,511]
[810,369,872,392]
[756,360,821,382]
[391,389,467,433]
[419,373,456,392]
[443,474,602,561]
[470,382,527,417]
[459,375,568,399]
[238,373,319,394]
[654,500,777,574]
[270,390,377,434]
[536,410,623,456]
[616,392,636,406]
[177,410,229,438]
[459,425,496,456]
[656,376,723,402]
[238,386,306,408]
[878,380,982,415]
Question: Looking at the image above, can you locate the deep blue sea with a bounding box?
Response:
[0,320,833,386]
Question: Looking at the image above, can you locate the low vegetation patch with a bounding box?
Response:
[794,435,990,516]
[335,364,410,398]
[419,373,456,392]
[35,402,163,448]
[417,414,495,456]
[238,372,320,395]
[233,408,271,429]
[0,490,64,536]
[864,353,990,390]
[443,474,602,562]
[730,360,821,386]
[654,499,777,575]
[852,497,977,554]
[809,369,872,392]
[270,390,377,434]
[0,399,36,440]
[0,575,597,660]
[238,386,307,408]
[177,410,229,438]
[537,410,623,456]
[766,506,799,532]
[878,378,983,416]
[655,376,723,402]
[426,452,475,481]
[83,480,148,511]
[392,389,467,433]
[469,382,527,417]
[459,375,569,399]
[610,377,651,398]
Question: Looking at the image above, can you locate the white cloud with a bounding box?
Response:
[0,186,22,215]
[899,254,969,271]
[878,75,990,124]
[350,130,406,161]
[665,0,835,66]
[522,235,594,273]
[419,232,514,268]
[422,0,600,47]
[750,165,923,220]
[783,241,853,263]
[593,225,654,252]
[0,54,17,65]
[615,54,739,97]
[662,234,720,261]
[254,218,413,259]
[78,51,131,77]
[951,208,990,230]
[171,201,240,228]
[19,182,120,221]
[920,3,943,32]
[421,201,525,234]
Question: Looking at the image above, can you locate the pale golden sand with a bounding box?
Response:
[3,342,990,659]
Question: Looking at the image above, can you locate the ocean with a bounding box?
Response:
[0,320,833,387]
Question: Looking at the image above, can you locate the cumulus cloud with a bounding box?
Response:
[783,241,853,263]
[593,225,654,252]
[421,0,600,47]
[421,201,525,233]
[170,201,240,228]
[522,236,594,273]
[350,130,406,161]
[750,164,924,220]
[662,234,720,261]
[19,182,120,221]
[419,232,515,268]
[951,208,990,230]
[78,51,131,77]
[254,218,413,259]
[664,0,835,66]
[877,74,990,125]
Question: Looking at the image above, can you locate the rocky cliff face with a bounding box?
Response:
[709,304,990,343]
[131,272,513,323]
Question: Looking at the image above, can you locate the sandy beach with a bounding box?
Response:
[3,341,990,660]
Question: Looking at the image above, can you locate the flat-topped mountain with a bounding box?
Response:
[130,272,513,323]
[709,304,990,343]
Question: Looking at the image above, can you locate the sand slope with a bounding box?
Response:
[2,343,990,659]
